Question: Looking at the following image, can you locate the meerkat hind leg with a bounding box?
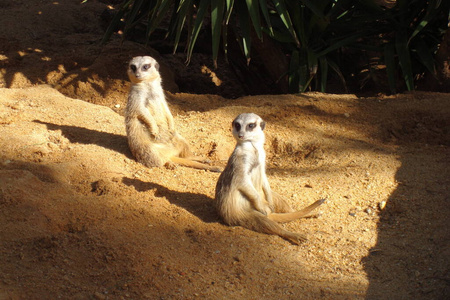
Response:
[188,156,213,164]
[132,147,165,168]
[248,212,307,245]
[272,192,295,213]
[268,199,325,223]
[170,156,222,172]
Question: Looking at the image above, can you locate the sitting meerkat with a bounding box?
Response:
[215,113,325,244]
[125,56,221,172]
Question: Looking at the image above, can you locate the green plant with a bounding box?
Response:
[101,0,449,94]
[102,0,361,92]
[377,0,448,93]
[268,0,382,92]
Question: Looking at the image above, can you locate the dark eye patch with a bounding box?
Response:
[260,121,265,131]
[130,64,137,72]
[233,121,241,131]
[246,122,256,131]
[142,64,150,71]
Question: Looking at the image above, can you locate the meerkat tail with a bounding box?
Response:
[170,156,222,172]
[243,212,308,245]
[268,199,326,223]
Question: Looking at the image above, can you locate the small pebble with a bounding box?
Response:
[234,253,243,262]
[94,292,106,300]
[379,201,386,210]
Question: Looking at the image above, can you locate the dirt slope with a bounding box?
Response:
[1,86,449,299]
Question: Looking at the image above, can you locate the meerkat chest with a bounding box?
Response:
[142,87,165,109]
[130,82,165,107]
[144,96,165,116]
[247,144,266,188]
[133,84,169,122]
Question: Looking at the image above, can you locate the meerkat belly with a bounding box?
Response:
[142,100,176,144]
[250,167,264,195]
[146,101,169,128]
[234,165,265,211]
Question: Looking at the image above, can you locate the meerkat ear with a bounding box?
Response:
[260,120,266,131]
[155,62,160,71]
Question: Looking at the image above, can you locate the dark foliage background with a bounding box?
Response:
[102,0,449,94]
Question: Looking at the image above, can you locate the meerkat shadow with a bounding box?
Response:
[33,120,133,159]
[122,177,219,223]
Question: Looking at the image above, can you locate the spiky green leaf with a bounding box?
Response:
[186,0,210,63]
[414,38,436,76]
[246,0,262,39]
[211,0,225,67]
[272,0,300,47]
[395,32,414,91]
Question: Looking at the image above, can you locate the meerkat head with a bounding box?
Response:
[127,56,160,83]
[232,113,266,143]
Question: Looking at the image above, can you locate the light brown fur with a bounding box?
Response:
[215,113,325,244]
[125,56,221,172]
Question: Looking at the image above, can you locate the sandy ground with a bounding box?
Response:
[0,1,449,299]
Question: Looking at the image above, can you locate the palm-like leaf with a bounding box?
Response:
[100,0,449,94]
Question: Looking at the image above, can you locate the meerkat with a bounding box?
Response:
[125,56,221,172]
[214,113,325,244]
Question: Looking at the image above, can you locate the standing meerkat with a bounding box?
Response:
[125,56,221,172]
[215,113,325,244]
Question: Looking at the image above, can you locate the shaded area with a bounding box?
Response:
[362,102,450,298]
[363,149,450,299]
[0,163,362,299]
[34,120,132,158]
[0,0,248,108]
[122,177,218,223]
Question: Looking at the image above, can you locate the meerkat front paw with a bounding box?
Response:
[150,130,162,141]
[254,204,268,216]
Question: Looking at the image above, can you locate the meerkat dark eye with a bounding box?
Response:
[142,64,150,71]
[233,122,241,131]
[247,123,256,130]
[130,65,137,72]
